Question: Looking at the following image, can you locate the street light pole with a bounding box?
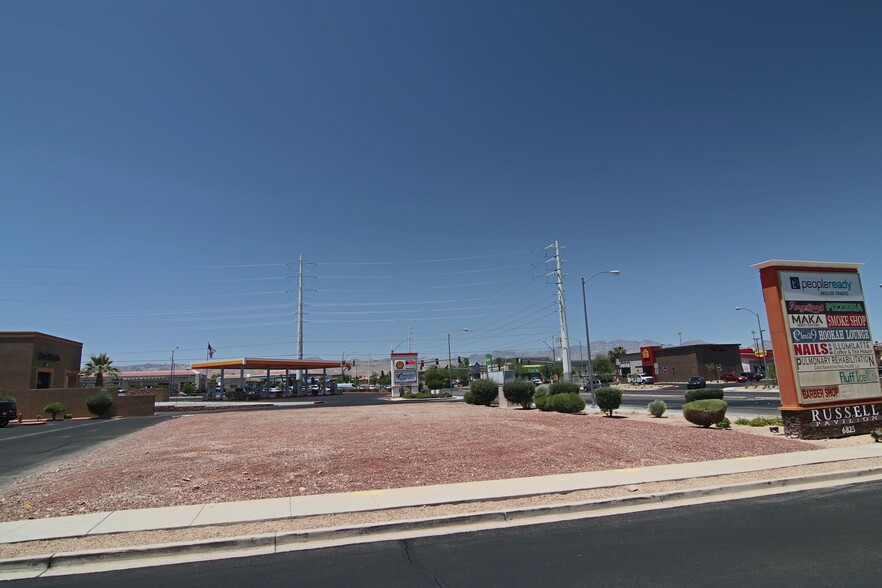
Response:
[582,270,621,401]
[448,329,468,394]
[735,307,770,387]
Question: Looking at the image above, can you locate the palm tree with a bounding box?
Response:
[607,346,627,364]
[80,353,120,388]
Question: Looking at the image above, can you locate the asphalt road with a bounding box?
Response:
[13,480,880,587]
[613,384,782,416]
[0,416,175,488]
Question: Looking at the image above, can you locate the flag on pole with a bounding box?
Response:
[208,343,216,359]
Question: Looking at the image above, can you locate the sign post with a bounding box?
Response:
[753,260,882,439]
[390,352,419,398]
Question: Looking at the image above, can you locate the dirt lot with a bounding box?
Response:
[3,402,880,560]
[0,402,838,522]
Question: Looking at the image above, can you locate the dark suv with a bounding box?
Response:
[686,376,706,389]
[0,400,17,427]
[740,371,763,381]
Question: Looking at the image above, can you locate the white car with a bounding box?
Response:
[629,374,654,385]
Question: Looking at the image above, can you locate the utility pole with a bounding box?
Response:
[296,255,304,388]
[546,241,572,381]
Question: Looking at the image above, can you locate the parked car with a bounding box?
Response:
[722,373,747,383]
[740,371,763,381]
[629,374,654,385]
[686,376,706,389]
[0,400,17,427]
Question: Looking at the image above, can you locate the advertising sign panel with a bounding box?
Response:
[391,352,419,390]
[780,270,879,405]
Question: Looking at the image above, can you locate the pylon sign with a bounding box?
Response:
[391,352,419,397]
[753,260,882,439]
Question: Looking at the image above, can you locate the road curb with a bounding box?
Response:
[3,465,882,578]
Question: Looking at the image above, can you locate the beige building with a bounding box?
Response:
[0,332,82,392]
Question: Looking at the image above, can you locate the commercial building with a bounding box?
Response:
[616,344,743,382]
[0,332,82,392]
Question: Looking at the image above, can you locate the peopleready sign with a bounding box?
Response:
[780,269,878,405]
[780,270,863,301]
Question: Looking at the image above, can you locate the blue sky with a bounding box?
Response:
[2,1,881,368]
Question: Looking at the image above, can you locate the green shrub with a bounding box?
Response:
[684,388,724,402]
[503,380,535,409]
[86,392,114,418]
[534,387,549,410]
[0,393,16,402]
[595,387,622,417]
[549,381,580,396]
[404,390,451,399]
[64,413,73,419]
[717,417,731,429]
[43,402,66,420]
[463,390,475,404]
[468,379,498,406]
[683,399,728,428]
[545,393,586,414]
[734,416,783,427]
[647,399,667,418]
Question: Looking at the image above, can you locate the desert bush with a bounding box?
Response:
[0,393,16,402]
[468,379,499,406]
[595,387,623,417]
[533,387,549,410]
[684,388,724,402]
[503,379,535,409]
[463,391,475,404]
[734,416,783,427]
[549,381,580,396]
[64,413,73,419]
[404,390,451,399]
[717,417,731,429]
[647,399,667,418]
[86,392,114,418]
[43,402,66,420]
[544,393,586,414]
[683,399,728,428]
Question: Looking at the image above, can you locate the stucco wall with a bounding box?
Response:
[5,388,156,419]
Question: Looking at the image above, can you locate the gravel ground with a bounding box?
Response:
[1,402,877,559]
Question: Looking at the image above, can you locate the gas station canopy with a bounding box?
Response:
[190,358,345,371]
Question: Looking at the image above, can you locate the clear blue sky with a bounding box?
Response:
[2,1,881,368]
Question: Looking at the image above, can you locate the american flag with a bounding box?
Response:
[208,342,216,359]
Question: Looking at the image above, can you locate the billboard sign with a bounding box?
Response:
[780,270,879,405]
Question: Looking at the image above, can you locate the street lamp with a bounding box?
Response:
[735,307,770,387]
[448,329,468,393]
[582,270,621,401]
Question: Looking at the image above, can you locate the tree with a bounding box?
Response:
[607,346,627,365]
[424,367,445,390]
[80,353,120,388]
[591,354,614,380]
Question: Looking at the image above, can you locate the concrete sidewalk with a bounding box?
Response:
[1,443,879,546]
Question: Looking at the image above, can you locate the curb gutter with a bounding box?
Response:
[3,465,882,578]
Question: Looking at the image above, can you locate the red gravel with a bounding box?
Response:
[0,404,816,522]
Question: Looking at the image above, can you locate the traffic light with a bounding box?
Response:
[435,359,439,367]
[457,356,462,364]
[420,360,424,369]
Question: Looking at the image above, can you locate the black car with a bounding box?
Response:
[740,371,764,381]
[686,376,706,389]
